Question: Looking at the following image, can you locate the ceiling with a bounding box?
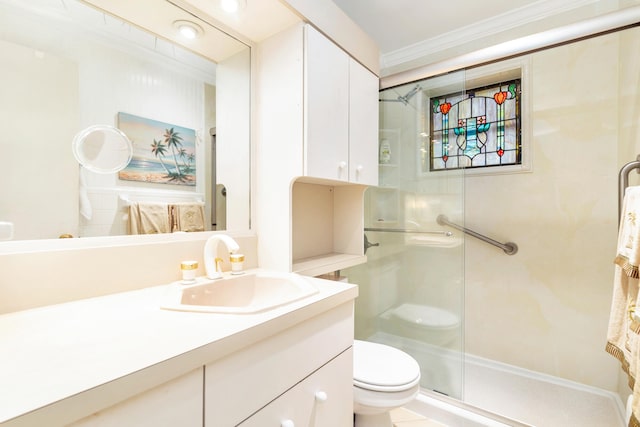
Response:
[181,0,301,44]
[331,0,536,54]
[330,0,610,71]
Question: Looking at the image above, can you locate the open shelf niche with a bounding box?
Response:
[292,178,368,276]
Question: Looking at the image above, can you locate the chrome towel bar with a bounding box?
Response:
[436,215,518,255]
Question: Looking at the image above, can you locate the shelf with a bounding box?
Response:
[405,234,463,248]
[293,253,367,277]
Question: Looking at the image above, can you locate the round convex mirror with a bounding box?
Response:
[72,125,133,173]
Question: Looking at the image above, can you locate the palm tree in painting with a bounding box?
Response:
[150,139,171,175]
[177,147,188,175]
[182,151,195,175]
[163,128,183,176]
[178,147,187,163]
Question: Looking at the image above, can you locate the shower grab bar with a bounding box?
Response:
[436,215,518,255]
[618,155,640,225]
[364,227,453,236]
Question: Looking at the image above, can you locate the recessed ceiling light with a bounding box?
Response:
[173,20,204,40]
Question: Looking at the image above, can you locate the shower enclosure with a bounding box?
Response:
[345,12,640,426]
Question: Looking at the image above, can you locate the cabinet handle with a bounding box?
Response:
[315,390,328,403]
[339,161,347,169]
[281,420,295,427]
[356,164,364,174]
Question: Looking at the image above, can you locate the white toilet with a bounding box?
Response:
[353,340,421,427]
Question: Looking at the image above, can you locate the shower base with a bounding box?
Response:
[368,332,625,426]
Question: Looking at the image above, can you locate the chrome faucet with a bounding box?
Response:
[204,234,240,279]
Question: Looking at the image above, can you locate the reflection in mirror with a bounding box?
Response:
[72,125,133,174]
[0,0,250,241]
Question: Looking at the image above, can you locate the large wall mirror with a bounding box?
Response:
[0,0,250,242]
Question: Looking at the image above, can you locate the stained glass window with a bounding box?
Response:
[430,79,521,171]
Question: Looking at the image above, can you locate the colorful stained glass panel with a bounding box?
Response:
[430,79,521,171]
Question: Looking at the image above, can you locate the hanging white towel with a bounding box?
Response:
[607,186,640,427]
[615,187,640,278]
[79,166,92,220]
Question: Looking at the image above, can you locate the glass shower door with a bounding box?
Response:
[345,71,466,399]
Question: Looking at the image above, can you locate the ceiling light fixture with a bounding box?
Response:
[173,20,204,40]
[220,0,246,13]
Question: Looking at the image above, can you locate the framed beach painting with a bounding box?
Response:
[117,112,196,186]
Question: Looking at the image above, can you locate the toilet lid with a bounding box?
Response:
[353,340,421,392]
[392,303,459,328]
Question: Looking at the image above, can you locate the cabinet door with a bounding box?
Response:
[239,349,353,427]
[304,25,350,182]
[68,368,203,427]
[349,59,379,186]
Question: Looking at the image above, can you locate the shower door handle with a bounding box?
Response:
[364,233,379,254]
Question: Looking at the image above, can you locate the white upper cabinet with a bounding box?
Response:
[348,58,379,185]
[305,26,350,182]
[256,23,378,273]
[304,25,378,185]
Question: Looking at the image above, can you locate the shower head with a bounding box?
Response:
[379,84,421,106]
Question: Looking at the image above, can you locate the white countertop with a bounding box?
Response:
[0,272,357,426]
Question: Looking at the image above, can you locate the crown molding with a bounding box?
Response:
[380,4,640,89]
[381,0,599,70]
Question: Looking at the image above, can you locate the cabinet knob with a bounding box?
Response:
[281,420,295,427]
[338,161,347,169]
[315,390,328,403]
[356,165,364,173]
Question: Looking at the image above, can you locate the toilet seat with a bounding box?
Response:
[353,340,421,392]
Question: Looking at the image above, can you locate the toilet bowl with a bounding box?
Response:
[353,340,421,427]
[380,303,460,347]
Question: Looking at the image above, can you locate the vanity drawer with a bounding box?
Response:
[238,348,353,427]
[204,302,354,427]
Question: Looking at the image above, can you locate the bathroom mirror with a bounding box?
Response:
[0,0,250,241]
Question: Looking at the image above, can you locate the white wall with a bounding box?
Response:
[0,40,80,240]
[463,30,622,391]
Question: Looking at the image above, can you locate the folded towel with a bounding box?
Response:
[171,202,205,232]
[128,202,171,234]
[607,186,640,427]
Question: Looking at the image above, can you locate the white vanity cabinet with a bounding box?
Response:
[203,302,354,426]
[238,349,352,427]
[305,25,378,186]
[69,368,203,427]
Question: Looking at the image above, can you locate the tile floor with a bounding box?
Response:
[390,407,449,427]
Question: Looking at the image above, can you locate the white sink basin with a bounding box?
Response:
[160,272,318,314]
